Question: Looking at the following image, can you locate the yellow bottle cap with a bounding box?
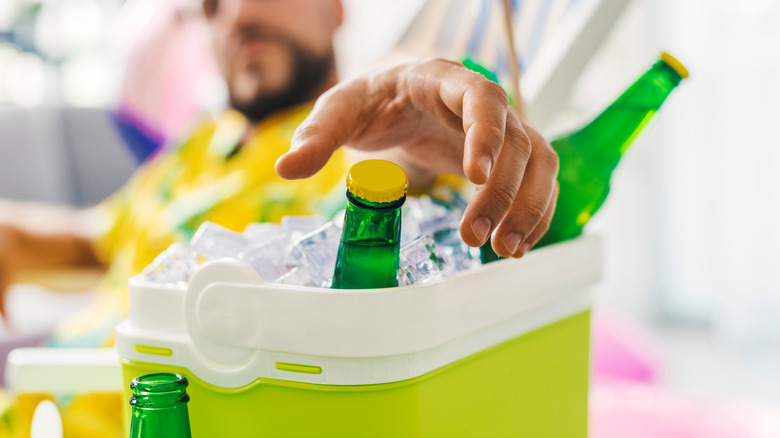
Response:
[347,160,408,204]
[660,51,689,79]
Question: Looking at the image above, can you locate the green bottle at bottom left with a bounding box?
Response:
[129,373,192,438]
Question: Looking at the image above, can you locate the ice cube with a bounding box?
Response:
[419,212,461,239]
[402,196,445,244]
[243,222,282,245]
[431,227,480,274]
[291,222,342,287]
[400,196,478,274]
[406,196,450,221]
[401,200,423,245]
[141,243,196,286]
[401,196,462,245]
[398,235,448,286]
[273,265,318,287]
[190,222,249,259]
[281,215,328,243]
[238,235,296,282]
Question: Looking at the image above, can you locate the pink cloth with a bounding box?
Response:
[591,383,754,438]
[120,4,219,147]
[591,307,664,384]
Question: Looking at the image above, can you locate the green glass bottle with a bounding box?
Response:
[536,52,688,247]
[332,160,408,289]
[129,373,192,438]
[473,52,688,260]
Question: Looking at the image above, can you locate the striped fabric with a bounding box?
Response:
[399,0,578,82]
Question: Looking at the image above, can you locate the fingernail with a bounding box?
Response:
[478,156,492,180]
[472,217,491,243]
[504,233,523,255]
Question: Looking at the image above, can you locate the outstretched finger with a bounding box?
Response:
[458,112,532,247]
[491,124,558,257]
[517,182,559,256]
[275,81,368,180]
[460,80,510,184]
[406,59,511,185]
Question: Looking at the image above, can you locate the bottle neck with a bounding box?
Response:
[340,191,404,244]
[129,373,192,438]
[129,404,192,438]
[612,61,683,108]
[332,191,404,289]
[569,60,683,169]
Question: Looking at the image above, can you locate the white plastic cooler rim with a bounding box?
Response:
[116,236,602,387]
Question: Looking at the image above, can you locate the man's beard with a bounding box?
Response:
[229,44,334,125]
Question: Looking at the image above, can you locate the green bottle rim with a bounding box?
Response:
[130,373,190,408]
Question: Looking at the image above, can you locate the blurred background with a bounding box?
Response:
[1,0,779,434]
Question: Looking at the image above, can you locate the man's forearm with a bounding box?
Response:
[0,201,102,275]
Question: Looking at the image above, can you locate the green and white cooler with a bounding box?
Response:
[115,236,601,437]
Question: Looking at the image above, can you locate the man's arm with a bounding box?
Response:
[0,200,103,315]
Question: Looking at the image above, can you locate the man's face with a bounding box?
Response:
[203,0,342,123]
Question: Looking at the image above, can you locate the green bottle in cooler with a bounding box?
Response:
[129,373,192,438]
[332,160,408,289]
[473,52,688,260]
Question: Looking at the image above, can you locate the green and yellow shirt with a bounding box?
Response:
[51,103,352,347]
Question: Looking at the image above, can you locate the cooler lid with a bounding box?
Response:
[117,236,601,387]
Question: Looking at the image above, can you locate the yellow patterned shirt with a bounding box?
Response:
[51,103,352,346]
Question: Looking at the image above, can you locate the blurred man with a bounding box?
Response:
[0,1,559,434]
[0,0,558,339]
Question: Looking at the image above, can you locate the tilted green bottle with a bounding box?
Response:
[474,52,688,260]
[332,160,408,289]
[129,373,192,438]
[536,52,688,247]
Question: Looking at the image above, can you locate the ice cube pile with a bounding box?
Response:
[140,195,483,288]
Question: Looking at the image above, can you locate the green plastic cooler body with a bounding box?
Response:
[116,237,601,437]
[122,311,590,438]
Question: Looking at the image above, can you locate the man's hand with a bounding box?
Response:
[0,202,104,317]
[275,58,559,258]
[0,224,20,316]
